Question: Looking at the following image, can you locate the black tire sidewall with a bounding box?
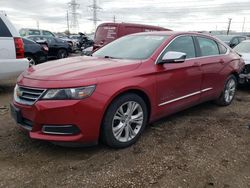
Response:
[102,93,148,148]
[26,56,36,66]
[57,49,67,59]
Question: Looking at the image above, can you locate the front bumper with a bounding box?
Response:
[239,64,250,84]
[11,96,105,143]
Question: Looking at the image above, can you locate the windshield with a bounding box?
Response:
[234,42,250,53]
[93,35,168,60]
[215,35,234,41]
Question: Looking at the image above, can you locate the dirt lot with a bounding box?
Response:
[0,83,250,188]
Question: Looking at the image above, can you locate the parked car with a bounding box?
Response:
[69,33,94,50]
[234,40,250,85]
[93,22,171,51]
[81,46,93,56]
[59,36,78,52]
[0,12,28,80]
[19,28,55,37]
[22,38,48,66]
[26,35,69,59]
[11,31,244,148]
[215,35,248,48]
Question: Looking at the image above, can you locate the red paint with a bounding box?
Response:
[13,32,245,144]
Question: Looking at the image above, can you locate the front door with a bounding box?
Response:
[155,35,203,116]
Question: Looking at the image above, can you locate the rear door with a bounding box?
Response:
[0,16,15,59]
[194,36,226,101]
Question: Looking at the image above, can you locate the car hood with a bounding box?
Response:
[240,53,250,65]
[23,56,141,81]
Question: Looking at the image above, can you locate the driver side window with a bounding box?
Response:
[159,36,196,61]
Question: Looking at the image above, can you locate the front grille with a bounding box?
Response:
[15,85,46,105]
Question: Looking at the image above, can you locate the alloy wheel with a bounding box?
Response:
[112,101,144,142]
[224,78,236,103]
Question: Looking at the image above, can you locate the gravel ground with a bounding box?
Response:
[0,83,250,188]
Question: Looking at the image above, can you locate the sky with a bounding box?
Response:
[0,0,250,34]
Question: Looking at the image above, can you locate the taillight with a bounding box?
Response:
[14,37,24,59]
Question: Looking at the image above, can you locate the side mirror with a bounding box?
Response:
[230,43,237,48]
[158,51,186,64]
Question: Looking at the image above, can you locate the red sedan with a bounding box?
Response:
[11,31,244,148]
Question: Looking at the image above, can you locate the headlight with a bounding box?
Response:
[42,85,95,100]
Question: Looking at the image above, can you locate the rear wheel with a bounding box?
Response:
[215,75,237,106]
[26,56,36,66]
[101,93,148,148]
[57,49,68,59]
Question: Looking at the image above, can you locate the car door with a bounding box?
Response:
[155,35,203,116]
[194,36,226,101]
[45,37,57,57]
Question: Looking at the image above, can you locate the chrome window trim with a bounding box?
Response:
[155,34,230,65]
[158,87,213,107]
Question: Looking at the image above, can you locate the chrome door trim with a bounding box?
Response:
[158,87,213,107]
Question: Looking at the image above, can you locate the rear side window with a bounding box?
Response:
[197,37,219,56]
[0,18,12,37]
[42,30,54,36]
[231,37,239,46]
[28,29,40,35]
[218,43,228,54]
[161,36,196,59]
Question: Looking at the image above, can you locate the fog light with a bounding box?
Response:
[42,125,80,135]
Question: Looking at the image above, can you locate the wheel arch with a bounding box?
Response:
[99,87,152,139]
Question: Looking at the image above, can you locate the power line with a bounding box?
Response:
[68,0,80,32]
[88,0,102,31]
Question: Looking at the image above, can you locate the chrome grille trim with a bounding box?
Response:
[14,85,47,106]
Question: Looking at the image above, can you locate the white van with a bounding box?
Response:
[0,12,28,80]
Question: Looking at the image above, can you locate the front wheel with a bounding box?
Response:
[215,75,237,106]
[101,93,148,148]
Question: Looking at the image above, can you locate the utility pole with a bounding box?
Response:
[88,0,102,31]
[36,20,40,30]
[242,17,246,33]
[113,15,116,23]
[227,18,232,35]
[68,0,80,33]
[66,10,70,35]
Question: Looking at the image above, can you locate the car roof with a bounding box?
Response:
[97,22,170,30]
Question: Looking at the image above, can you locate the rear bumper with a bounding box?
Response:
[0,58,29,80]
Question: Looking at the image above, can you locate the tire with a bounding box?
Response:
[101,93,148,148]
[215,75,237,106]
[26,56,37,67]
[57,49,68,59]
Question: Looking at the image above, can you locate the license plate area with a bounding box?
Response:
[10,103,33,131]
